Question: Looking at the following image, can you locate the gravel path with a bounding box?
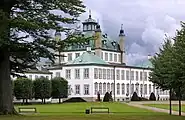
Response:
[126,101,185,116]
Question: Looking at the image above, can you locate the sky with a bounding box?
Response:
[79,0,185,65]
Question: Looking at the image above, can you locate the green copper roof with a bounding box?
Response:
[135,59,153,68]
[67,52,108,65]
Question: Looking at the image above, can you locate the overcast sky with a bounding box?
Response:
[79,0,185,65]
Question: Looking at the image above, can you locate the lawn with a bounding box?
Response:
[0,102,185,120]
[144,104,185,112]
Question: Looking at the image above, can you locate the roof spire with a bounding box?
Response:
[89,9,91,19]
[119,24,125,36]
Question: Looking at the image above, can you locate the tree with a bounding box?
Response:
[149,37,174,115]
[150,22,185,116]
[169,23,185,116]
[13,78,33,104]
[149,92,156,101]
[33,77,52,104]
[0,0,86,114]
[51,77,68,103]
[131,92,139,101]
[103,92,110,102]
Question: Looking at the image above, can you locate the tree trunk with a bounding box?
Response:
[59,96,61,104]
[178,87,181,116]
[169,89,172,115]
[44,98,46,104]
[0,50,14,114]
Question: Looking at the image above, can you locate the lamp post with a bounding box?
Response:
[55,31,62,65]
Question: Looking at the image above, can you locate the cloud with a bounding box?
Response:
[82,0,185,65]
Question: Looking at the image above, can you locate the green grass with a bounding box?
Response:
[144,104,185,112]
[0,102,185,120]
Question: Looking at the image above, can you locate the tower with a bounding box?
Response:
[94,24,102,57]
[82,10,98,32]
[119,24,125,64]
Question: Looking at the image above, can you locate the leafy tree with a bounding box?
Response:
[103,92,110,102]
[169,23,185,116]
[150,22,185,116]
[51,77,68,103]
[0,0,86,114]
[13,78,33,104]
[33,77,52,104]
[149,37,174,115]
[149,92,156,101]
[131,92,139,101]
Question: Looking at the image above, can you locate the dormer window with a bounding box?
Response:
[102,40,107,45]
[112,41,116,47]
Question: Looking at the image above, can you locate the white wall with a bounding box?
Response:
[11,73,52,80]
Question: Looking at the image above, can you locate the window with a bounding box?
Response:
[109,53,113,61]
[136,71,139,81]
[114,54,117,62]
[75,69,80,79]
[99,83,102,95]
[94,82,98,95]
[101,52,103,59]
[144,72,147,81]
[118,54,121,62]
[84,84,89,95]
[153,85,156,94]
[107,69,110,79]
[140,84,143,96]
[116,70,120,80]
[103,69,106,79]
[94,68,98,79]
[111,83,114,94]
[126,70,129,80]
[84,68,89,79]
[98,68,102,79]
[121,70,125,80]
[105,53,108,61]
[117,83,120,95]
[122,83,125,95]
[103,83,106,95]
[68,85,72,95]
[68,53,72,61]
[131,84,134,95]
[61,54,65,61]
[126,84,129,95]
[140,72,143,81]
[75,85,80,94]
[56,72,60,77]
[35,75,38,79]
[46,76,49,79]
[65,69,71,79]
[75,53,80,58]
[144,84,147,94]
[107,83,110,92]
[111,69,114,80]
[29,75,32,80]
[131,71,134,80]
[135,83,139,94]
[149,84,151,94]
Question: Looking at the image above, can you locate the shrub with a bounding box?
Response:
[97,92,101,102]
[33,77,51,104]
[51,77,68,103]
[63,97,87,103]
[149,92,156,101]
[131,92,140,101]
[14,78,33,104]
[103,92,110,102]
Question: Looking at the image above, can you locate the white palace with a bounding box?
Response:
[13,13,169,102]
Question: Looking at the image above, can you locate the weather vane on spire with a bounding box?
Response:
[121,24,123,30]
